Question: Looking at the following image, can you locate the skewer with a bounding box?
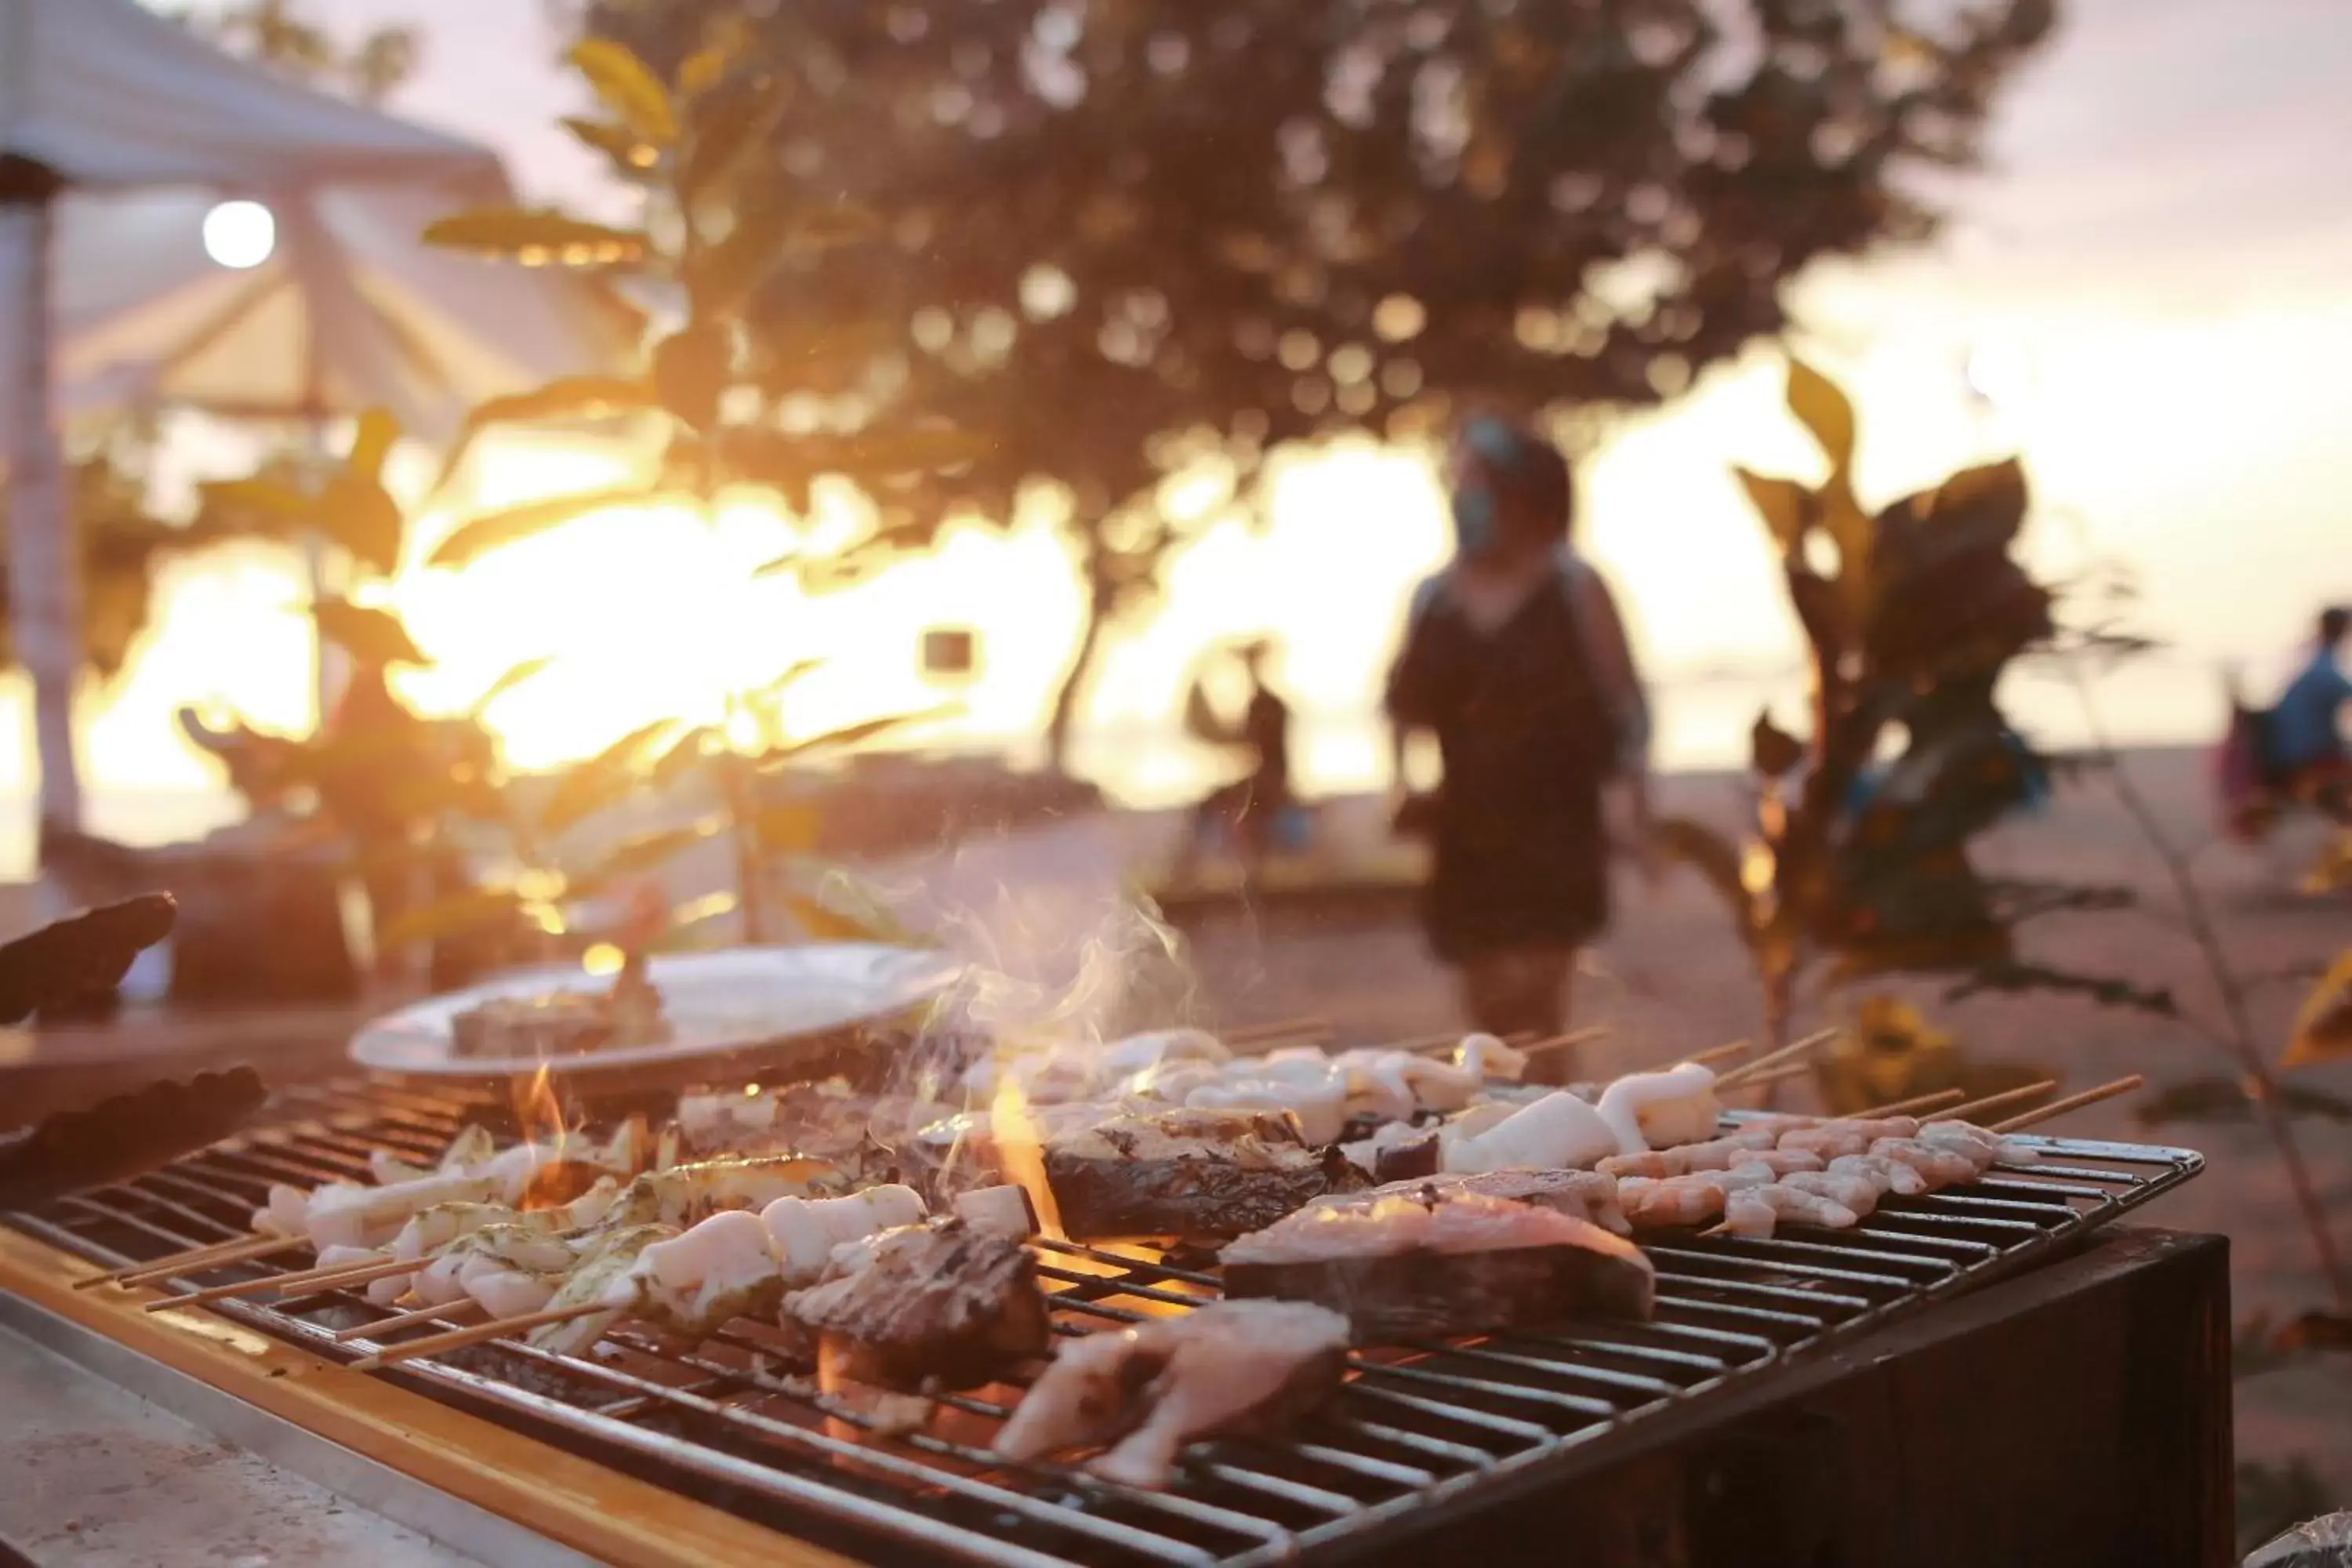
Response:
[1684,1039,1752,1069]
[1225,1016,1331,1047]
[1927,1080,2060,1127]
[1720,1061,1810,1093]
[1989,1075,2145,1134]
[274,1256,419,1297]
[1714,1028,1838,1088]
[1850,1087,1967,1118]
[350,1302,604,1371]
[1519,1025,1610,1059]
[333,1298,488,1342]
[81,1232,303,1289]
[144,1269,319,1312]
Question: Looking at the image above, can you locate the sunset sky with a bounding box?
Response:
[5,0,2350,865]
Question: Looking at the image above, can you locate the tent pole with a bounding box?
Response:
[0,157,83,856]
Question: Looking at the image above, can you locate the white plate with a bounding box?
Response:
[349,945,965,1079]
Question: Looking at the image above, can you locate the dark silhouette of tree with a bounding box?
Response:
[576,0,2056,768]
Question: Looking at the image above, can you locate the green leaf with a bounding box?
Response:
[651,322,733,431]
[750,658,821,703]
[423,207,648,268]
[1787,358,1857,474]
[1733,467,1809,554]
[318,470,404,575]
[536,718,677,835]
[685,201,790,319]
[768,703,953,761]
[2279,1083,2352,1123]
[347,409,401,483]
[1947,960,2177,1017]
[2282,949,2352,1069]
[567,39,677,146]
[426,485,662,569]
[434,375,655,493]
[197,476,314,527]
[1651,816,1759,938]
[1751,710,1805,776]
[469,655,554,717]
[647,725,716,791]
[2132,1076,2252,1128]
[1919,457,2028,546]
[678,82,786,209]
[560,116,659,177]
[314,599,426,667]
[572,819,723,895]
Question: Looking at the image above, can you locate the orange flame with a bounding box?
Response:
[989,1072,1065,1241]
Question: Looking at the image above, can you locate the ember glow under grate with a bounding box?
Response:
[5,1077,2203,1568]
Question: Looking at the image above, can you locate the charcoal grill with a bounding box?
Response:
[1,1076,2209,1567]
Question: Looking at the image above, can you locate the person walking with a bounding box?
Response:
[2268,604,2352,819]
[1172,639,1294,887]
[1385,415,1652,1073]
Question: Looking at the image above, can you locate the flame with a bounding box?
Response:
[512,1061,565,1160]
[989,1072,1065,1240]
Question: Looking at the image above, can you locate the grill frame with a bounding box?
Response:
[4,1079,2204,1568]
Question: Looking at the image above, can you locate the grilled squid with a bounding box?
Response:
[1443,1091,1620,1174]
[1594,1064,1719,1156]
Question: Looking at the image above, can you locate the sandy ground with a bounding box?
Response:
[3,744,2347,1524]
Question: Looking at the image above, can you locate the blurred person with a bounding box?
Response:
[2267,604,2352,819]
[1385,415,1652,1073]
[1172,638,1295,887]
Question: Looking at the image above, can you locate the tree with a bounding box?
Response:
[190,0,423,105]
[577,0,2056,768]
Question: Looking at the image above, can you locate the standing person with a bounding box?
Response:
[2269,604,2352,819]
[1385,416,1652,1071]
[1172,639,1294,887]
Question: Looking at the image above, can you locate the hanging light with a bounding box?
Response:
[201,199,276,270]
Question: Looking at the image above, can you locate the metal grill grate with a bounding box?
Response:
[5,1079,2203,1567]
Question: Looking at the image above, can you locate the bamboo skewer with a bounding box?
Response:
[1990,1075,2145,1134]
[1714,1028,1839,1088]
[1720,1061,1810,1093]
[1224,1015,1332,1047]
[1519,1025,1610,1060]
[143,1269,318,1312]
[82,1232,304,1289]
[350,1303,604,1372]
[1852,1087,1967,1119]
[334,1298,487,1343]
[1929,1080,2060,1127]
[275,1256,420,1297]
[1684,1039,1753,1069]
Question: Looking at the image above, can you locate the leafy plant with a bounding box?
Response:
[417,34,989,573]
[1655,361,2080,1071]
[1813,993,2052,1116]
[579,0,2058,769]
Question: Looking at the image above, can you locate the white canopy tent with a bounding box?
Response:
[47,181,619,441]
[0,0,543,851]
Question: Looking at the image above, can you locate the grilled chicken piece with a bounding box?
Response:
[1222,1189,1654,1340]
[1043,1108,1364,1242]
[784,1220,1051,1391]
[996,1301,1351,1488]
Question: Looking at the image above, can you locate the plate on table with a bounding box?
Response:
[350,944,964,1080]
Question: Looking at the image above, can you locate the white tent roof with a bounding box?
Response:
[49,183,626,441]
[0,0,499,190]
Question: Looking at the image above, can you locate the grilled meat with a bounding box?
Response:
[1309,1168,1630,1236]
[996,1301,1350,1488]
[784,1220,1051,1391]
[1044,1108,1365,1242]
[1221,1189,1655,1341]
